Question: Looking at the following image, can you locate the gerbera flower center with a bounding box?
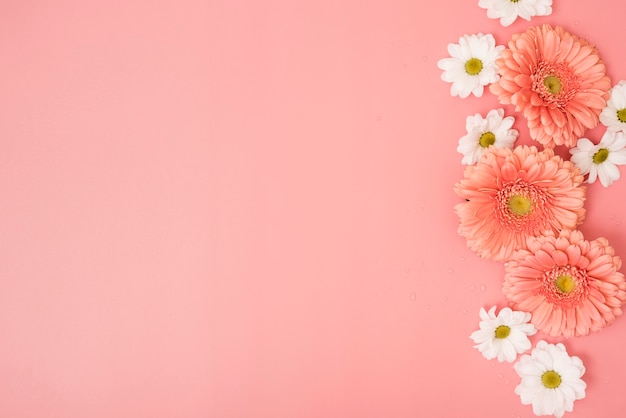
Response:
[541,370,562,389]
[555,275,576,293]
[479,132,496,148]
[508,195,533,216]
[541,264,589,307]
[465,58,483,76]
[494,325,511,339]
[544,75,562,95]
[593,148,609,164]
[495,180,551,233]
[532,61,580,109]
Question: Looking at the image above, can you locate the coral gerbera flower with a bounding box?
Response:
[503,229,626,338]
[490,24,611,148]
[454,145,585,261]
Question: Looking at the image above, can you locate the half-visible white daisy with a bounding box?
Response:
[470,306,536,363]
[570,130,626,187]
[457,108,518,165]
[437,33,504,98]
[478,0,552,27]
[600,80,626,132]
[514,340,586,418]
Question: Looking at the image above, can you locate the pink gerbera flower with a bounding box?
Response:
[490,24,611,148]
[503,229,626,338]
[454,145,585,261]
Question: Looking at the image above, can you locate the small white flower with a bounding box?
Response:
[457,108,518,165]
[514,340,586,418]
[570,130,626,187]
[470,306,536,363]
[600,80,626,132]
[478,0,552,27]
[437,33,504,98]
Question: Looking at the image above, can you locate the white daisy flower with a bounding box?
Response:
[514,340,586,418]
[469,306,536,363]
[457,108,518,165]
[437,33,504,98]
[600,80,626,132]
[570,130,626,187]
[478,0,552,27]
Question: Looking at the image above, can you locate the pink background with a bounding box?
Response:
[2,1,626,417]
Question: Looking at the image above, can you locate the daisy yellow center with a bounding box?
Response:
[555,275,576,294]
[494,325,511,339]
[479,132,496,148]
[541,370,562,389]
[510,0,520,2]
[618,109,626,123]
[465,58,483,76]
[508,195,533,216]
[593,148,609,164]
[544,75,562,95]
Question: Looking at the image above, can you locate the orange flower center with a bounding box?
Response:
[496,180,550,232]
[541,264,589,307]
[532,61,580,109]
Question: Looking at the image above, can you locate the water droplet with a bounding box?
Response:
[425,304,430,310]
[461,308,468,314]
[419,260,425,266]
[574,20,580,25]
[460,257,465,262]
[405,267,411,274]
[443,296,449,302]
[504,380,510,385]
[410,292,416,301]
[480,284,487,292]
[490,362,496,367]
[497,373,503,379]
[376,115,382,121]
[610,215,616,220]
[605,379,610,384]
[469,284,476,291]
[447,268,454,273]
[422,56,428,61]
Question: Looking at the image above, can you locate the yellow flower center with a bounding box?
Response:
[541,370,562,389]
[479,132,496,148]
[508,195,533,216]
[593,148,609,164]
[465,58,483,76]
[544,75,562,95]
[555,275,576,294]
[494,325,511,339]
[617,108,626,123]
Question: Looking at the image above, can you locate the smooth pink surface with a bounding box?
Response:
[2,1,626,417]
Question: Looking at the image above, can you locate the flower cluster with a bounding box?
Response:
[439,7,626,418]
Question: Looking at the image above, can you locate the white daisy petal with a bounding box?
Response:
[438,33,504,98]
[569,131,626,187]
[470,305,535,362]
[457,108,518,165]
[514,340,586,418]
[478,0,552,27]
[601,80,626,132]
